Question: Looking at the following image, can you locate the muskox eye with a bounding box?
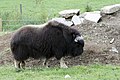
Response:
[72,34,76,38]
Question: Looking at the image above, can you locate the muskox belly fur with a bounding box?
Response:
[10,20,84,70]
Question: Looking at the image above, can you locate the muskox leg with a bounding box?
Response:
[59,57,68,68]
[20,61,25,69]
[42,58,49,68]
[14,60,21,72]
[14,60,25,71]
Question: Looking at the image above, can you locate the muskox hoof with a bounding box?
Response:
[15,68,22,72]
[46,65,50,68]
[60,64,68,68]
[60,58,68,68]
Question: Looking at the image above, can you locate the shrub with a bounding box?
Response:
[84,3,92,12]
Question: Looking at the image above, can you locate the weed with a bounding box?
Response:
[84,3,92,12]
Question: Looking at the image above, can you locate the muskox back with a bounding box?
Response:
[11,21,84,70]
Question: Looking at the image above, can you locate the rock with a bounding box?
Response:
[110,38,115,44]
[109,47,119,53]
[79,13,87,18]
[71,15,84,25]
[52,17,65,23]
[59,9,80,18]
[52,18,73,26]
[84,11,101,23]
[64,74,71,79]
[65,21,74,26]
[101,4,120,14]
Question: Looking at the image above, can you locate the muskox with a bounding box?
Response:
[10,20,84,70]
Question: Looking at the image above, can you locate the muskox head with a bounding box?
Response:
[72,35,84,56]
[69,31,84,57]
[56,21,84,57]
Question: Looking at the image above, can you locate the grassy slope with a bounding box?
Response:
[0,0,120,30]
[0,64,120,80]
[1,0,120,15]
[1,0,120,11]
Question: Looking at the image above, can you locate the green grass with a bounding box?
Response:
[0,0,120,31]
[0,64,120,80]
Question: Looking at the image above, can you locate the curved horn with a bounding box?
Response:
[74,36,83,42]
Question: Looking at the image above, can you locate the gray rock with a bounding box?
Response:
[64,74,71,78]
[59,9,80,18]
[109,47,119,53]
[84,11,101,23]
[52,17,65,22]
[71,15,84,25]
[52,18,73,26]
[101,4,120,14]
[110,38,115,44]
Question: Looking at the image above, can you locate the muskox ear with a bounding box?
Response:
[74,36,83,42]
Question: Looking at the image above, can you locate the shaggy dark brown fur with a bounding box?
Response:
[10,21,84,70]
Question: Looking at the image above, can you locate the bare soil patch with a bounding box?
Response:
[0,11,120,68]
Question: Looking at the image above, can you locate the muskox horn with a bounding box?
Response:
[74,36,83,42]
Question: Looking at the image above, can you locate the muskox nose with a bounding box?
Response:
[79,39,84,47]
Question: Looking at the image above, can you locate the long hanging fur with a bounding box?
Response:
[10,20,84,62]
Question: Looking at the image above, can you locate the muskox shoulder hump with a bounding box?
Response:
[46,20,69,28]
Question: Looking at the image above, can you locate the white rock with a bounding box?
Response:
[52,18,65,23]
[109,47,119,53]
[110,38,115,44]
[101,4,120,14]
[84,11,101,23]
[64,74,71,79]
[59,9,80,18]
[80,11,100,18]
[52,18,73,26]
[71,15,84,25]
[65,21,73,26]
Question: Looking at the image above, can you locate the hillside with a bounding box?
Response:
[0,10,120,67]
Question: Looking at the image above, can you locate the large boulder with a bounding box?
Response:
[59,9,80,18]
[71,15,84,25]
[101,4,120,14]
[52,18,73,26]
[84,11,101,23]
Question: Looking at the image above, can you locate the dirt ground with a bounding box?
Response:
[0,11,120,68]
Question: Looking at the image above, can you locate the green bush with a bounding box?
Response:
[84,3,92,12]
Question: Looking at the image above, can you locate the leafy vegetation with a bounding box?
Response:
[0,64,120,80]
[0,0,120,31]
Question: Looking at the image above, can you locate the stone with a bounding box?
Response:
[66,21,73,26]
[64,74,71,78]
[84,11,101,23]
[110,38,115,44]
[52,18,73,26]
[109,47,119,53]
[59,9,80,18]
[52,17,65,22]
[71,15,84,25]
[101,4,120,14]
